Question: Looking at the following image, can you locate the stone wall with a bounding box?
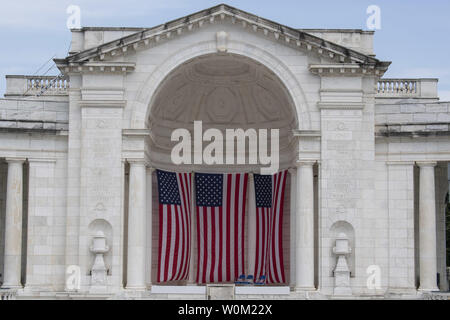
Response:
[375,102,450,136]
[0,161,6,285]
[0,99,68,132]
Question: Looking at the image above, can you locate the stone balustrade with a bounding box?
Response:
[5,75,69,97]
[376,78,438,99]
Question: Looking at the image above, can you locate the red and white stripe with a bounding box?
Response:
[254,170,287,284]
[196,173,248,284]
[157,173,192,282]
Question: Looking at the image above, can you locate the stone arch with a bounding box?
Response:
[130,39,312,130]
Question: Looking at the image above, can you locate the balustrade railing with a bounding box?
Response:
[376,78,438,99]
[5,75,69,96]
[26,75,69,95]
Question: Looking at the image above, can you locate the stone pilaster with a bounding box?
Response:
[295,160,315,291]
[78,96,126,292]
[2,158,25,289]
[386,161,416,291]
[24,158,56,291]
[65,76,82,279]
[126,160,147,290]
[316,74,378,295]
[417,161,438,291]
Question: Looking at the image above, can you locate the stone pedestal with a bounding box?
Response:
[333,233,352,296]
[90,231,109,294]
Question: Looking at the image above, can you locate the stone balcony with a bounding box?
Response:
[4,75,69,99]
[376,78,439,100]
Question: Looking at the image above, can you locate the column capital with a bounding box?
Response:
[127,158,147,166]
[295,160,316,167]
[416,161,437,168]
[386,160,415,166]
[5,157,26,164]
[27,158,57,164]
[288,167,297,174]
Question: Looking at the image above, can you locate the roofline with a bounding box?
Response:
[72,27,375,34]
[298,29,375,34]
[57,3,389,71]
[71,27,146,32]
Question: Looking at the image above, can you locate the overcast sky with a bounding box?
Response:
[1,0,450,99]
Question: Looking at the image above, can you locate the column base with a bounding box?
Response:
[294,286,316,292]
[23,284,52,293]
[1,283,23,290]
[125,286,147,291]
[418,287,439,292]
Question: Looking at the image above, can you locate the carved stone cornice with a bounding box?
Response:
[122,129,151,137]
[78,100,126,108]
[317,102,365,110]
[292,129,321,137]
[309,63,390,77]
[54,61,135,74]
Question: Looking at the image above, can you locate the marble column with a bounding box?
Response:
[2,158,25,289]
[417,161,438,291]
[288,168,297,288]
[126,160,147,290]
[295,161,315,291]
[247,173,256,280]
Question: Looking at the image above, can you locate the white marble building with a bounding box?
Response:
[0,4,449,299]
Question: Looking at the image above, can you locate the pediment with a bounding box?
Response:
[55,3,389,75]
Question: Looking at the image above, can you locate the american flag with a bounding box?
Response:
[253,171,287,284]
[156,170,192,282]
[195,173,248,283]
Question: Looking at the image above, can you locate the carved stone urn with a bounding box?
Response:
[332,233,352,296]
[89,231,109,293]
